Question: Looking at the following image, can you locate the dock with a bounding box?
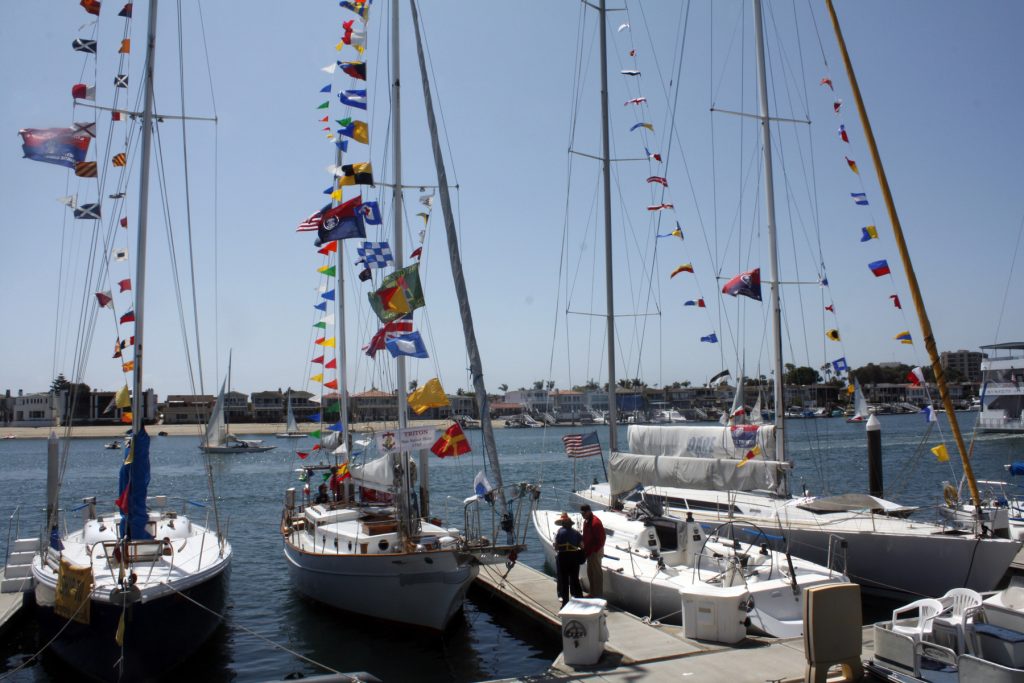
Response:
[0,571,26,634]
[473,562,840,682]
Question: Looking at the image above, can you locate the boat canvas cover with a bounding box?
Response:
[627,424,776,460]
[608,425,783,496]
[350,452,395,491]
[608,450,785,497]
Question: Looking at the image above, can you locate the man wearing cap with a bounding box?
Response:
[580,504,605,597]
[554,512,584,607]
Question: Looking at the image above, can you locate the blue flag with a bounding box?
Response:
[19,127,91,168]
[338,89,367,110]
[314,301,328,312]
[359,201,382,225]
[700,333,718,343]
[320,83,332,93]
[385,331,429,359]
[307,412,321,423]
[321,289,336,301]
[832,357,848,373]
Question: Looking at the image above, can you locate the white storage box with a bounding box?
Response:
[559,597,609,666]
[680,583,749,644]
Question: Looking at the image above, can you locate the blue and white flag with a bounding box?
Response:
[921,405,938,423]
[385,331,429,359]
[338,89,367,110]
[359,201,382,225]
[356,241,393,269]
[464,470,494,504]
[850,192,869,206]
[700,332,718,343]
[832,357,849,373]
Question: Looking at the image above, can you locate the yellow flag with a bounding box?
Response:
[736,445,761,468]
[826,329,841,341]
[115,385,131,409]
[931,444,950,462]
[311,373,324,383]
[407,378,450,415]
[315,337,336,348]
[847,384,855,395]
[122,360,135,373]
[330,189,342,201]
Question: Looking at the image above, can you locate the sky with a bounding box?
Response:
[2,1,1024,400]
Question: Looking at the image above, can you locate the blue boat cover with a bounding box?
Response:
[118,427,152,539]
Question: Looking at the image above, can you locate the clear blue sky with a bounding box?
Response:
[2,1,1023,399]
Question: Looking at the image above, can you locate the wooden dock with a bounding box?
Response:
[0,571,26,634]
[474,562,824,682]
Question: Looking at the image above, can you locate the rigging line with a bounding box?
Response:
[803,0,831,72]
[992,212,1024,344]
[176,0,206,398]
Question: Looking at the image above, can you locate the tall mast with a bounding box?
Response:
[825,0,980,510]
[409,0,507,513]
[334,147,349,450]
[753,0,787,484]
[599,0,618,452]
[130,0,159,434]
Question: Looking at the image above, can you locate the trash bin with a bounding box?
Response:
[559,597,609,666]
[680,582,749,644]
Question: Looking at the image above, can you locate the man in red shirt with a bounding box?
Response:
[580,504,605,597]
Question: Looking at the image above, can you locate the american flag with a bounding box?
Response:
[295,209,323,232]
[562,431,602,458]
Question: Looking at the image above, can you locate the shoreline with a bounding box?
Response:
[0,419,489,440]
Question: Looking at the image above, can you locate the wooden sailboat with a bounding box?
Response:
[280,0,532,631]
[29,2,231,678]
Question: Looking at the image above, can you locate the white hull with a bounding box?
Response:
[283,539,476,630]
[275,432,306,439]
[574,484,1020,599]
[533,508,845,637]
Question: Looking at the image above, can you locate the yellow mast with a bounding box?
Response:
[824,0,981,511]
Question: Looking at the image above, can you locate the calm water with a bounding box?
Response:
[0,412,1019,681]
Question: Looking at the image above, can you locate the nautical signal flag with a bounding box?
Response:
[431,423,471,457]
[820,77,833,90]
[722,268,762,301]
[657,227,683,240]
[337,89,368,110]
[907,366,925,386]
[832,357,849,373]
[120,217,128,228]
[337,118,369,143]
[74,203,101,219]
[648,203,674,212]
[72,38,97,54]
[700,333,718,343]
[407,378,449,415]
[385,331,429,359]
[118,39,130,54]
[833,99,842,113]
[112,153,126,167]
[339,61,367,81]
[647,176,668,187]
[890,294,902,309]
[931,444,950,463]
[851,193,868,206]
[122,361,135,373]
[359,201,381,225]
[736,445,762,468]
[356,241,394,269]
[75,161,98,178]
[118,278,131,292]
[684,299,706,308]
[95,291,113,308]
[120,310,135,324]
[368,264,425,323]
[629,122,653,132]
[118,3,132,17]
[625,97,647,106]
[922,405,938,423]
[114,75,128,88]
[71,83,96,101]
[317,265,337,277]
[895,331,913,344]
[645,147,662,162]
[838,125,849,143]
[869,260,891,277]
[826,329,841,341]
[335,162,374,186]
[825,304,835,313]
[315,337,337,348]
[323,379,339,390]
[318,242,338,255]
[669,263,694,278]
[860,225,878,242]
[114,248,128,261]
[340,1,370,21]
[845,157,859,174]
[81,0,101,15]
[321,289,336,301]
[410,247,423,260]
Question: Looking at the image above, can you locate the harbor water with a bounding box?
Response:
[0,411,1017,681]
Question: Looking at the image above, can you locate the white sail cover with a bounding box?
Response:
[349,452,395,491]
[204,380,227,448]
[608,424,785,496]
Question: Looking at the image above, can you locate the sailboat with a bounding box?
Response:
[573,0,1021,600]
[531,0,847,640]
[280,0,532,631]
[200,357,275,454]
[28,2,231,679]
[276,391,306,438]
[846,378,870,423]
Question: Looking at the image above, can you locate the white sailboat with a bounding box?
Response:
[29,2,231,679]
[281,0,532,631]
[276,391,306,438]
[574,0,1021,600]
[846,378,870,423]
[531,0,846,641]
[200,375,276,454]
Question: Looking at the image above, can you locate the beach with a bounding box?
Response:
[0,419,476,439]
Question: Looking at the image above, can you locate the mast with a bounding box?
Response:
[334,147,350,449]
[825,0,981,510]
[599,0,618,452]
[753,0,787,487]
[390,0,416,538]
[409,0,507,513]
[130,0,158,435]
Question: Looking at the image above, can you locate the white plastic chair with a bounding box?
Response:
[935,588,983,653]
[891,598,944,641]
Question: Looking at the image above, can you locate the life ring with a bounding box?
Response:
[943,482,959,507]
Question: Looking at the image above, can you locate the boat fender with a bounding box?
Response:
[162,537,173,556]
[943,482,959,507]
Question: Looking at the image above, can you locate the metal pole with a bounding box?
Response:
[753,0,787,490]
[131,0,159,435]
[599,0,618,453]
[824,0,980,510]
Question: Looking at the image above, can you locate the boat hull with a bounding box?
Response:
[34,568,227,682]
[282,541,477,630]
[200,445,276,453]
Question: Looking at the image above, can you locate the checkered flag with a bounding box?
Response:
[357,241,393,269]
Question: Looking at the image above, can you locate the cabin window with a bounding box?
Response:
[653,522,678,551]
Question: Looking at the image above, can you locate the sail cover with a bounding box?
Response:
[628,424,776,460]
[608,424,785,496]
[349,452,395,490]
[118,428,152,539]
